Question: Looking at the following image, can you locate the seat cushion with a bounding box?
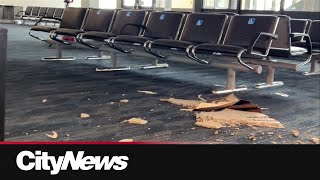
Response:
[53,28,84,37]
[113,35,154,44]
[151,39,195,49]
[81,32,117,41]
[195,44,246,54]
[30,26,57,33]
[292,41,320,51]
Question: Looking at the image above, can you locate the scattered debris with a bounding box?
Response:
[45,131,58,139]
[215,139,224,142]
[118,139,134,142]
[138,90,157,95]
[195,120,223,129]
[122,118,148,125]
[292,130,300,137]
[161,94,240,111]
[42,99,47,103]
[80,113,90,118]
[181,109,194,112]
[311,137,319,144]
[196,109,284,129]
[275,93,289,97]
[249,134,257,141]
[120,99,129,103]
[214,130,219,135]
[197,94,207,102]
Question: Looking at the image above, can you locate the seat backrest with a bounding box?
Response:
[309,20,320,43]
[224,15,279,53]
[291,18,309,42]
[59,8,88,30]
[25,6,33,15]
[179,13,228,44]
[82,9,116,32]
[142,11,185,40]
[54,8,64,18]
[270,15,290,50]
[31,7,40,16]
[46,8,56,18]
[110,10,148,36]
[38,7,48,17]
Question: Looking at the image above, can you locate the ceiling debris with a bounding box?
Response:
[122,118,148,125]
[311,137,319,144]
[80,113,90,118]
[45,131,58,139]
[161,94,240,111]
[138,90,158,95]
[118,139,134,142]
[195,109,284,129]
[292,130,300,137]
[120,99,129,103]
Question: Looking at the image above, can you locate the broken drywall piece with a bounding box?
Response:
[292,130,300,137]
[118,139,134,142]
[160,98,201,108]
[45,131,58,139]
[161,94,240,111]
[81,113,90,118]
[196,109,284,129]
[311,137,319,144]
[195,120,223,129]
[122,118,148,125]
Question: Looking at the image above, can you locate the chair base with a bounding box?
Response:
[140,63,169,69]
[96,66,130,72]
[212,85,248,95]
[255,81,284,89]
[86,55,111,60]
[303,71,320,76]
[41,56,76,61]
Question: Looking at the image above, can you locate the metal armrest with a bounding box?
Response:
[34,17,61,26]
[290,33,313,68]
[15,11,25,16]
[247,32,278,55]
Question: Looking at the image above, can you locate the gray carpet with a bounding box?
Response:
[2,23,319,144]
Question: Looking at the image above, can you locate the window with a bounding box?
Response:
[123,0,136,7]
[172,0,194,9]
[203,0,237,9]
[284,0,320,12]
[139,0,153,8]
[241,0,281,11]
[99,0,117,9]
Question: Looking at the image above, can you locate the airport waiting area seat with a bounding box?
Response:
[27,7,319,94]
[77,9,149,71]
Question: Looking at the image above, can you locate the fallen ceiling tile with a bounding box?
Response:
[196,109,284,129]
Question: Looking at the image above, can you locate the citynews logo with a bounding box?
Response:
[16,151,129,175]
